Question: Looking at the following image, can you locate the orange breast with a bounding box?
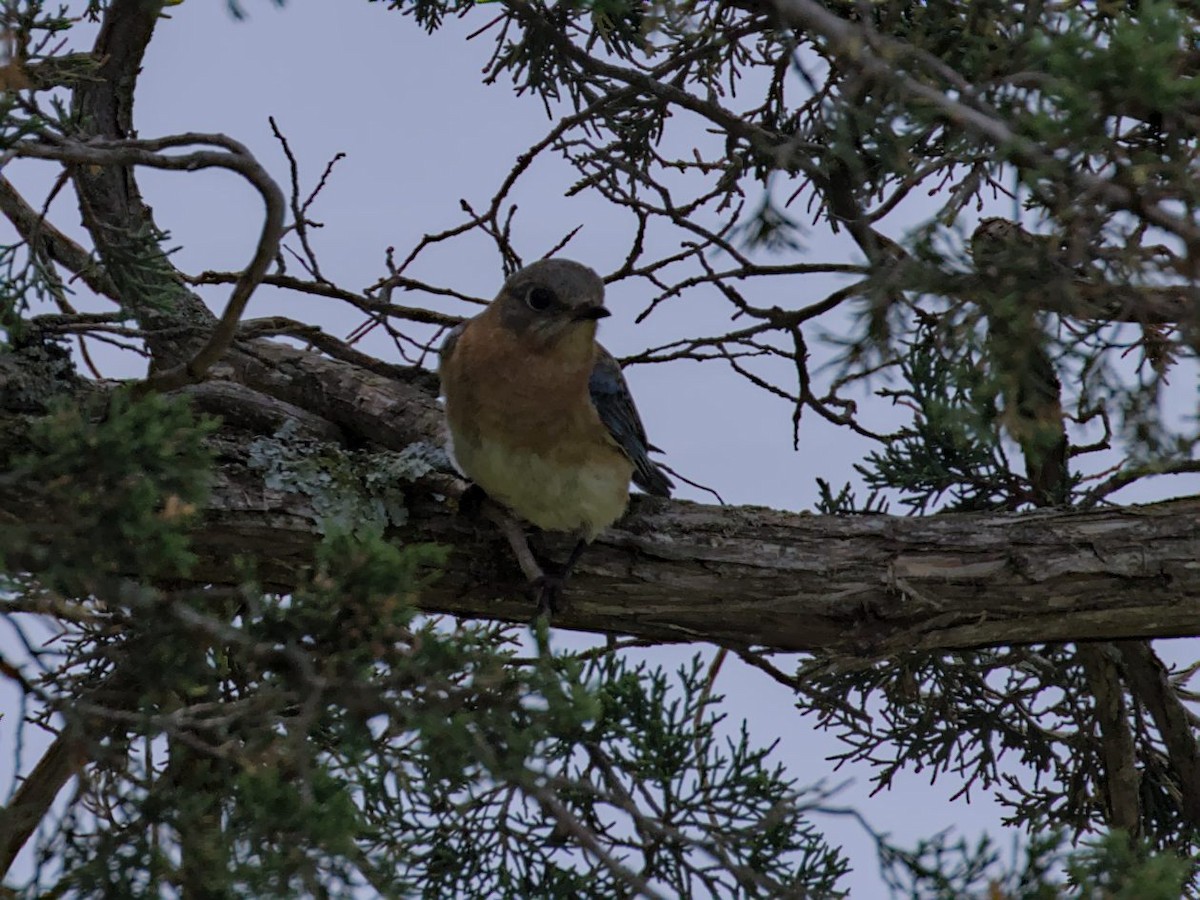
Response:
[442,319,614,463]
[440,317,634,535]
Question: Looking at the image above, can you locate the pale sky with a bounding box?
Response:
[3,1,1198,895]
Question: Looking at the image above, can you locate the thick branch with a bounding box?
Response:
[69,0,215,360]
[0,730,85,876]
[1117,640,1200,828]
[99,477,1200,655]
[1078,644,1141,835]
[2,351,1198,656]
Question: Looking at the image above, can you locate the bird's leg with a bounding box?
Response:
[531,536,588,618]
[463,485,585,619]
[480,501,545,584]
[560,537,588,581]
[458,482,544,582]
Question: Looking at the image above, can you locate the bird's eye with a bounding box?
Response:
[526,286,555,312]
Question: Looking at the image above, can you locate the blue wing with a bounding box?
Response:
[589,348,673,497]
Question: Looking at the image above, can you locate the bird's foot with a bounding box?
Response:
[529,573,568,620]
[527,537,588,620]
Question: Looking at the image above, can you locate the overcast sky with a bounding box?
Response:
[3,1,1199,895]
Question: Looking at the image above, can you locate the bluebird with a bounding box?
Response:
[439,258,672,611]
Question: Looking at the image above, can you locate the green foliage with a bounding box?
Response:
[877,828,1013,900]
[0,1,74,145]
[781,1,1200,469]
[0,243,65,340]
[1028,2,1200,148]
[2,390,216,590]
[799,646,1098,825]
[1067,831,1192,900]
[798,638,1200,869]
[874,827,1195,899]
[812,478,884,515]
[857,312,1023,513]
[369,649,848,898]
[98,220,193,319]
[7,0,1200,897]
[571,656,847,896]
[22,526,842,897]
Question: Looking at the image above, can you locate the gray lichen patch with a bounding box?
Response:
[247,420,451,537]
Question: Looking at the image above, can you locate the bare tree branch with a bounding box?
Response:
[13,135,285,393]
[189,271,462,329]
[0,729,85,877]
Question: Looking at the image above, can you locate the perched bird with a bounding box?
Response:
[439,258,672,611]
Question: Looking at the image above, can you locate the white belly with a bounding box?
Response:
[448,430,631,539]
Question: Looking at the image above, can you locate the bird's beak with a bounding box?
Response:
[574,306,611,321]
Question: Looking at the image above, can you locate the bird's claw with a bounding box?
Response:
[530,574,567,619]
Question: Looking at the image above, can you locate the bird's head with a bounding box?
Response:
[491,258,610,351]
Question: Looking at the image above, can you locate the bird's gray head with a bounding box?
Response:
[492,258,609,346]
